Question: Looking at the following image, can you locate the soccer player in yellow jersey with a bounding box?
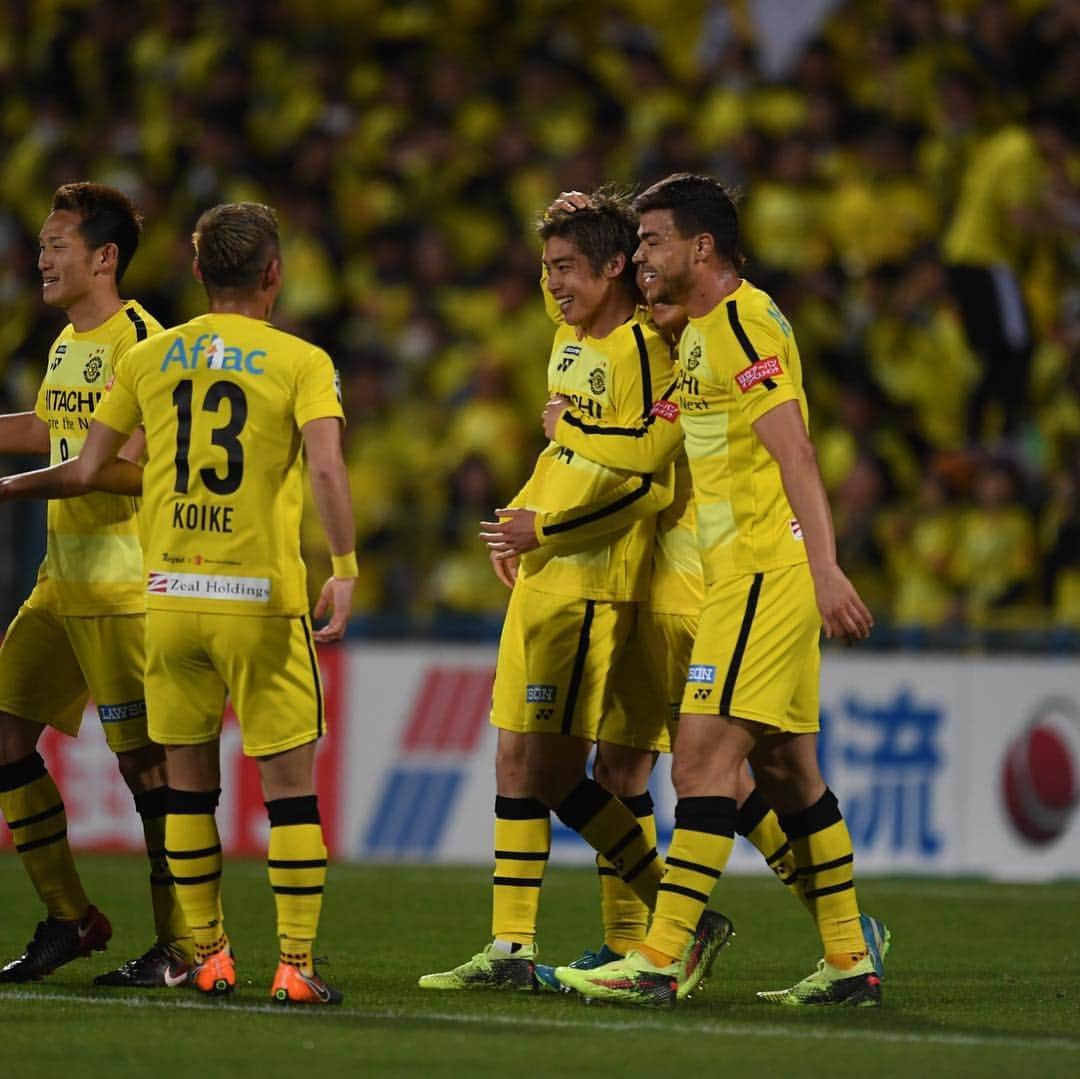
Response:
[548,174,880,1008]
[4,203,356,1005]
[420,192,686,992]
[0,183,192,987]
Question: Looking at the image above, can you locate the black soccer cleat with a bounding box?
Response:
[0,904,112,983]
[94,942,191,988]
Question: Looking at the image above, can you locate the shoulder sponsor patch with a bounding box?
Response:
[651,399,680,422]
[735,355,783,392]
[790,518,804,540]
[686,664,717,684]
[526,684,557,704]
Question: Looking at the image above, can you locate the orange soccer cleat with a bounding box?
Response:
[270,961,343,1006]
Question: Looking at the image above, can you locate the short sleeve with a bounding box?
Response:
[93,367,141,435]
[718,306,799,425]
[295,346,345,429]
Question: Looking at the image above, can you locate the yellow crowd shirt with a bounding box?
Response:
[511,311,673,602]
[94,312,343,617]
[34,301,162,615]
[556,280,809,586]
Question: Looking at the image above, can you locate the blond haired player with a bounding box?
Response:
[2,202,356,1006]
[0,182,191,988]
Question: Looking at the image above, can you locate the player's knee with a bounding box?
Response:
[594,747,653,797]
[0,712,42,765]
[115,743,166,792]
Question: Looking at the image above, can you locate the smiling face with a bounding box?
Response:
[633,208,695,307]
[542,234,619,330]
[37,209,99,312]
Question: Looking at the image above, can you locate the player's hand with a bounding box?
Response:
[547,191,593,216]
[811,563,874,643]
[543,395,571,440]
[487,547,518,588]
[481,508,539,558]
[312,575,355,642]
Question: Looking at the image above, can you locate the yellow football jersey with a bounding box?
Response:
[33,300,162,616]
[510,312,673,602]
[94,312,343,617]
[556,280,809,585]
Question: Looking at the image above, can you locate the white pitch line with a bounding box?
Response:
[1,989,1076,1053]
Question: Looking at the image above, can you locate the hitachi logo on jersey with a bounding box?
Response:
[686,665,717,684]
[160,334,266,374]
[43,388,102,413]
[568,392,602,420]
[147,571,270,602]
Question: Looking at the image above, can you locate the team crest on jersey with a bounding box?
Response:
[588,367,606,395]
[685,344,702,370]
[49,344,67,370]
[83,354,103,382]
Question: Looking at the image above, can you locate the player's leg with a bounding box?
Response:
[65,613,192,987]
[216,612,340,1005]
[143,609,232,995]
[0,596,111,982]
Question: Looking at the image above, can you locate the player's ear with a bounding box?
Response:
[192,257,204,283]
[95,242,119,276]
[693,232,714,262]
[604,251,626,280]
[263,256,282,291]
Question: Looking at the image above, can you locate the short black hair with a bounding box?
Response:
[634,173,744,269]
[51,182,143,283]
[192,203,280,292]
[537,187,641,300]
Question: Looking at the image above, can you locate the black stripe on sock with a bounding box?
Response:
[147,847,166,860]
[735,789,771,837]
[804,880,855,900]
[125,305,149,341]
[166,788,221,815]
[596,866,619,877]
[561,601,595,735]
[778,789,842,840]
[555,778,611,833]
[266,858,328,869]
[780,871,799,887]
[623,791,655,818]
[665,855,722,879]
[492,876,543,888]
[271,885,324,896]
[133,786,168,820]
[6,802,64,831]
[494,796,548,821]
[622,847,659,883]
[797,853,854,876]
[719,573,763,715]
[165,844,221,860]
[150,873,173,886]
[727,301,777,389]
[0,751,47,792]
[493,850,548,861]
[266,795,320,828]
[15,828,67,853]
[172,870,222,886]
[765,841,791,866]
[299,616,324,739]
[674,796,737,837]
[658,881,712,904]
[604,823,643,863]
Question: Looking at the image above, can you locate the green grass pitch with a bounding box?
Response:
[1,855,1077,1077]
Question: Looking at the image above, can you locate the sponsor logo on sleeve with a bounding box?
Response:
[526,684,557,704]
[98,699,147,723]
[651,399,680,422]
[790,518,804,540]
[735,355,783,392]
[147,571,271,603]
[686,665,717,684]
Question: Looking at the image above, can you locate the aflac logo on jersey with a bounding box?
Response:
[160,334,266,374]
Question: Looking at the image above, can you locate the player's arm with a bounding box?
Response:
[481,463,674,558]
[303,416,357,643]
[753,401,873,642]
[0,412,50,455]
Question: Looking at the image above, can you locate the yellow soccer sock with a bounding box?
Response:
[645,796,736,964]
[492,796,549,946]
[736,788,811,915]
[134,786,192,960]
[598,791,657,955]
[266,796,327,974]
[556,778,662,909]
[779,789,866,966]
[165,788,225,961]
[0,752,89,921]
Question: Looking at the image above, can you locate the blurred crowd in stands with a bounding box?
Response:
[0,0,1077,646]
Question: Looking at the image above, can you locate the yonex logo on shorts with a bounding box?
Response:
[686,665,717,684]
[98,700,147,723]
[526,685,557,703]
[147,571,271,603]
